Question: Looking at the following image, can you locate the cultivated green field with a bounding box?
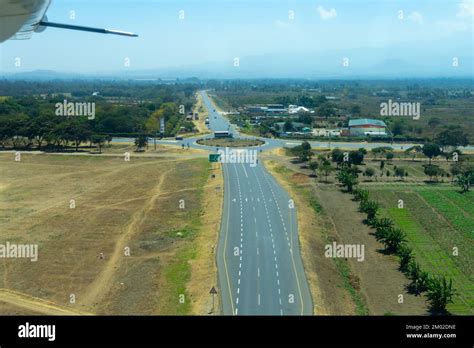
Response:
[366,185,474,314]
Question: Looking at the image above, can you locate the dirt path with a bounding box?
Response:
[0,289,90,315]
[79,170,171,310]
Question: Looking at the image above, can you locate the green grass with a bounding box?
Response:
[418,190,474,239]
[163,246,197,315]
[160,159,210,315]
[369,187,474,315]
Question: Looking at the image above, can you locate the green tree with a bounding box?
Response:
[353,188,369,202]
[436,127,469,150]
[392,121,404,136]
[394,167,406,180]
[349,150,365,165]
[382,228,407,253]
[308,161,319,178]
[397,244,414,273]
[427,276,456,313]
[331,148,345,165]
[385,152,394,161]
[408,261,430,294]
[336,169,358,193]
[91,134,107,154]
[456,172,474,193]
[283,120,294,132]
[318,162,333,183]
[374,218,394,242]
[422,143,441,164]
[359,199,379,221]
[424,164,443,182]
[134,135,148,151]
[405,145,422,161]
[364,167,375,180]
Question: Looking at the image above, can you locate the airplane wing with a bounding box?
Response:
[38,21,138,37]
[0,0,52,42]
[0,0,137,43]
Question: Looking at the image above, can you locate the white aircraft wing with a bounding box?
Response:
[0,0,137,43]
[0,0,51,42]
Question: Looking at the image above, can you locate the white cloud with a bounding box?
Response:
[317,6,337,20]
[408,11,424,25]
[457,0,474,17]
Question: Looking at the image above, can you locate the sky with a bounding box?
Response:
[0,0,473,75]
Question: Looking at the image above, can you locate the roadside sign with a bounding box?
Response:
[209,286,218,314]
[160,118,165,134]
[209,154,221,163]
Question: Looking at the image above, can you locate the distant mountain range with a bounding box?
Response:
[2,35,472,80]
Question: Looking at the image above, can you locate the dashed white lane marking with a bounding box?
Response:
[241,163,249,178]
[253,166,283,313]
[233,164,245,315]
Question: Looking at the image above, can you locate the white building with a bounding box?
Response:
[312,128,341,137]
[289,105,313,114]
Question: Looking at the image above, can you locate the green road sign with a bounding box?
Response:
[209,154,221,163]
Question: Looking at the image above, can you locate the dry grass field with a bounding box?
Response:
[0,150,219,315]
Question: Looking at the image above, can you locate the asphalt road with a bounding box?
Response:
[110,90,472,315]
[194,91,313,315]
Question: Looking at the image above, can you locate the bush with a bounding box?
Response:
[359,200,379,221]
[364,167,375,179]
[374,218,395,242]
[353,188,369,202]
[382,228,406,253]
[427,276,456,312]
[408,261,431,294]
[397,245,414,273]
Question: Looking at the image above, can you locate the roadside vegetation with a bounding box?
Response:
[0,81,199,153]
[210,79,474,144]
[287,140,473,315]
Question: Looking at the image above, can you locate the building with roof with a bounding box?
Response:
[348,119,388,137]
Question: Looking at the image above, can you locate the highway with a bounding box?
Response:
[200,91,313,315]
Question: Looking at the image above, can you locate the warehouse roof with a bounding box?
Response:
[349,118,387,127]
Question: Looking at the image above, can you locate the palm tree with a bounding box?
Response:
[383,228,407,253]
[353,188,369,202]
[397,244,414,273]
[408,261,430,294]
[360,200,379,220]
[374,218,394,242]
[427,276,456,313]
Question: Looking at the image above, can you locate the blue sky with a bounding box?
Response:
[0,0,472,74]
